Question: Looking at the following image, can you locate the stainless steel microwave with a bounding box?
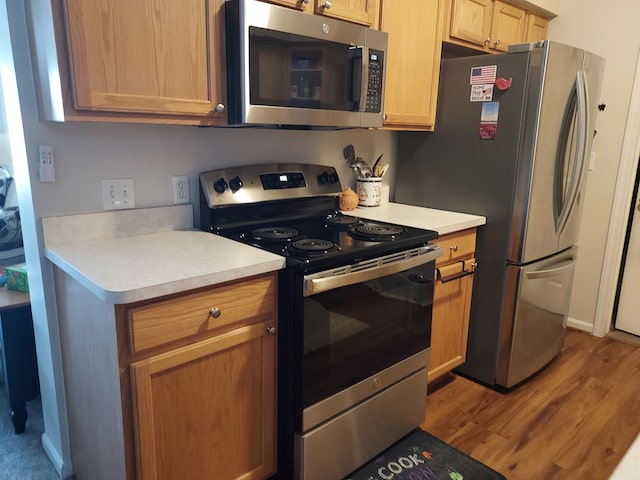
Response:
[225,0,388,128]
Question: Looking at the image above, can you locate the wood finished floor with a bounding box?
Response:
[421,328,640,480]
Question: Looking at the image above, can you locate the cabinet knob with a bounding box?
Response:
[493,39,500,48]
[213,103,226,114]
[383,113,388,121]
[450,245,458,253]
[484,37,491,45]
[266,326,277,335]
[323,1,331,9]
[209,307,221,318]
[301,0,309,3]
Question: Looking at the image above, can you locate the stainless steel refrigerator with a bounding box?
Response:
[394,41,604,388]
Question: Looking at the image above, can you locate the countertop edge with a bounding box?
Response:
[44,231,286,305]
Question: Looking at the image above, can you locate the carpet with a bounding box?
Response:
[345,429,506,480]
[0,379,59,480]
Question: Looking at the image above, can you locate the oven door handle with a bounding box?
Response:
[303,245,442,296]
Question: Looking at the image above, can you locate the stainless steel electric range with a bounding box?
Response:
[200,163,441,480]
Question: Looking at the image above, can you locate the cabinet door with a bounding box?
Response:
[429,229,477,383]
[490,0,526,51]
[381,0,443,130]
[449,0,493,47]
[263,0,312,11]
[130,321,276,480]
[314,0,380,27]
[525,13,549,42]
[62,0,226,118]
[430,259,475,381]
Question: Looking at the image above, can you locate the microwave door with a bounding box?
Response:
[349,46,365,112]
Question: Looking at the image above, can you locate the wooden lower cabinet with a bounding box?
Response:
[130,322,276,480]
[429,229,477,382]
[123,274,278,480]
[54,268,277,480]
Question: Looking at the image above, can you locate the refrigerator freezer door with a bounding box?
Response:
[496,246,577,387]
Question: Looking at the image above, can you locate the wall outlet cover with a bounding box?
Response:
[101,179,135,210]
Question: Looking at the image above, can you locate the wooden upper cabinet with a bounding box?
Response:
[61,0,227,123]
[446,0,530,53]
[525,13,549,42]
[381,0,443,131]
[314,0,380,27]
[449,0,493,48]
[490,0,526,51]
[263,0,313,11]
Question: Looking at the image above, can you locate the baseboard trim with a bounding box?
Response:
[42,432,73,479]
[567,317,593,333]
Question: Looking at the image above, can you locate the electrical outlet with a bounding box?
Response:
[172,175,190,204]
[101,179,135,210]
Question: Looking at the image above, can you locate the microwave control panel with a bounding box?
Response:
[365,50,384,113]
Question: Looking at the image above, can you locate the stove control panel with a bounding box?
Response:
[200,163,343,207]
[260,172,306,189]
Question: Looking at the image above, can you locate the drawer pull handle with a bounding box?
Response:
[450,245,458,252]
[209,307,221,318]
[266,326,277,335]
[436,261,477,284]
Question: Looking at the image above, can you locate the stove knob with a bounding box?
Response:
[229,175,244,193]
[213,178,228,194]
[318,171,330,184]
[330,171,339,183]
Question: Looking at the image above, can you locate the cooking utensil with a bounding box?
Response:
[355,157,373,178]
[372,153,383,177]
[378,164,389,178]
[343,145,361,177]
[343,144,356,163]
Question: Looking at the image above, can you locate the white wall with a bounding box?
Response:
[546,1,640,330]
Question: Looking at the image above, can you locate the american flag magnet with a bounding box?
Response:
[470,65,497,85]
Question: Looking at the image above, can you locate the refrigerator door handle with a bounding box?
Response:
[525,257,575,280]
[557,71,590,234]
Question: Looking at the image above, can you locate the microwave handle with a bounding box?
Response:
[349,46,368,111]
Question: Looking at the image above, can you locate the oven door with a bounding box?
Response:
[299,245,441,431]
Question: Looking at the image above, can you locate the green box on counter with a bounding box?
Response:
[6,263,29,292]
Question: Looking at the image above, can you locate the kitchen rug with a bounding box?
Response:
[344,429,506,480]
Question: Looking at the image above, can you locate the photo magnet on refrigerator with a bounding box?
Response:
[479,102,499,140]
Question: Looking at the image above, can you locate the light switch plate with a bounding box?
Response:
[101,179,135,210]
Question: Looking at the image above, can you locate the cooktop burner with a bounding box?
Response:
[290,239,339,256]
[251,227,299,242]
[351,224,405,241]
[325,215,360,228]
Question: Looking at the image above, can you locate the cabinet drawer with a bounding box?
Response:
[436,229,477,266]
[128,274,276,353]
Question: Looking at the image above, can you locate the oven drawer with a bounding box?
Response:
[435,228,477,266]
[127,274,276,353]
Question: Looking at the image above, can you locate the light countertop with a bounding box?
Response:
[42,206,285,305]
[348,202,486,235]
[42,203,485,305]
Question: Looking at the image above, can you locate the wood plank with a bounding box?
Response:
[423,329,640,480]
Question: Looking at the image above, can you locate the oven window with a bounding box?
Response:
[302,263,434,408]
[249,27,356,111]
